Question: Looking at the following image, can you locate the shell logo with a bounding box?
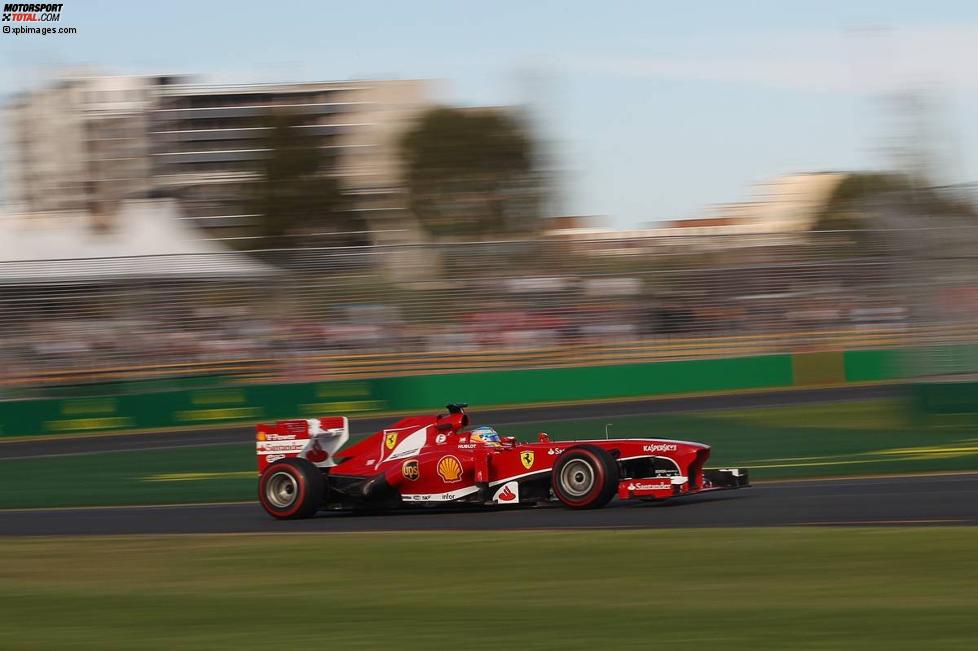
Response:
[436,455,463,482]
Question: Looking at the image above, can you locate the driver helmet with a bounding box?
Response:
[469,426,502,447]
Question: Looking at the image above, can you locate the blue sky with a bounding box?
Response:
[3,0,977,226]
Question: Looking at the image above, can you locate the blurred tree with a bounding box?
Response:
[814,172,975,232]
[400,107,543,238]
[246,111,346,247]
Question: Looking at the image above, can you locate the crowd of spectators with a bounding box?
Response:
[0,278,912,389]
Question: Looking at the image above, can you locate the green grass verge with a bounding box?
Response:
[2,398,977,509]
[1,529,976,650]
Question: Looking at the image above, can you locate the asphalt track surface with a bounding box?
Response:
[2,474,975,535]
[0,384,900,460]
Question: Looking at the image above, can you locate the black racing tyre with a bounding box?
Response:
[551,445,619,509]
[258,458,326,520]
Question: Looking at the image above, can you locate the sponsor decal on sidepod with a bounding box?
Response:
[492,481,520,503]
[436,455,463,482]
[402,459,420,480]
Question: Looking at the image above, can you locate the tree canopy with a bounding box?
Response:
[246,111,345,247]
[400,107,543,238]
[814,172,975,232]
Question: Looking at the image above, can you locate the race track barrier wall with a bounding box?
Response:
[0,348,929,438]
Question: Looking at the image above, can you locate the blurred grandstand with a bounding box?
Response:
[2,182,976,398]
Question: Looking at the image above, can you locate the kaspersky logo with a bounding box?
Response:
[643,443,678,453]
[3,3,63,21]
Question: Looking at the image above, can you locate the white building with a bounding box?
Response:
[3,74,178,214]
[4,75,434,243]
[150,78,433,239]
[545,172,852,256]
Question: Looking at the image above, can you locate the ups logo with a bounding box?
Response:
[402,460,420,481]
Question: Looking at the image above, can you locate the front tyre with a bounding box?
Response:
[258,458,325,520]
[551,445,619,509]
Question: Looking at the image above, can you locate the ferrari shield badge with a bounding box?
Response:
[520,451,535,469]
[385,432,398,450]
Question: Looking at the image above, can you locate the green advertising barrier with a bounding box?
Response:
[372,354,794,410]
[0,380,385,438]
[844,349,907,383]
[0,349,909,438]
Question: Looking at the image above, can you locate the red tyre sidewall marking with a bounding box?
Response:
[559,449,606,507]
[261,463,307,518]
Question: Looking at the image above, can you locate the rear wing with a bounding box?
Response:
[256,416,349,473]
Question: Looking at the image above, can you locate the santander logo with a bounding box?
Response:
[305,439,328,463]
[628,481,670,491]
[493,481,519,504]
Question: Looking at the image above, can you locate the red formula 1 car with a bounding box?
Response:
[256,403,749,519]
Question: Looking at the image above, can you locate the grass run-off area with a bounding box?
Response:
[1,528,976,650]
[2,398,977,508]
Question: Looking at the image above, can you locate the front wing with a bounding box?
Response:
[618,468,750,500]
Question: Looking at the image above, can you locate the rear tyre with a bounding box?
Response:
[259,458,325,520]
[551,445,619,509]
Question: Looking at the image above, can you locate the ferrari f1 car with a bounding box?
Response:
[256,403,749,519]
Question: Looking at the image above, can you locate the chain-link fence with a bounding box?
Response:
[2,223,976,394]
